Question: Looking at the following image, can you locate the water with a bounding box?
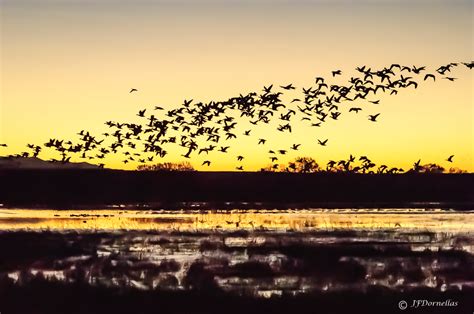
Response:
[0,208,473,298]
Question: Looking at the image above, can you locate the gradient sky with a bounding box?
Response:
[1,0,473,171]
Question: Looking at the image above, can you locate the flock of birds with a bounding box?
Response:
[271,154,458,174]
[0,61,472,171]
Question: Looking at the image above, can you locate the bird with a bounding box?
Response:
[462,61,474,69]
[154,106,164,110]
[291,144,301,150]
[258,139,266,145]
[318,139,328,146]
[236,166,243,171]
[0,143,7,147]
[129,88,138,93]
[244,130,251,136]
[369,100,380,104]
[424,74,436,81]
[407,81,418,89]
[332,70,342,76]
[412,66,425,74]
[349,107,362,113]
[446,155,454,162]
[237,155,244,161]
[443,77,457,82]
[263,84,273,93]
[368,114,380,122]
[137,109,146,117]
[202,160,211,166]
[280,84,295,90]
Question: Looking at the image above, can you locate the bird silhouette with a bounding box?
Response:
[446,155,454,162]
[318,139,328,146]
[202,160,211,166]
[280,84,295,90]
[129,88,138,93]
[424,74,436,81]
[349,107,362,113]
[368,114,380,122]
[462,61,474,69]
[443,77,457,82]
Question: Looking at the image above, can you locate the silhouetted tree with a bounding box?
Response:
[408,163,445,174]
[286,157,320,173]
[419,163,445,173]
[448,167,467,174]
[137,162,195,171]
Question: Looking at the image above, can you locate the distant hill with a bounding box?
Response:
[0,157,100,169]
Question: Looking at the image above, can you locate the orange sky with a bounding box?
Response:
[1,0,473,171]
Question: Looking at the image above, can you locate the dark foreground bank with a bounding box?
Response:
[1,280,472,314]
[1,229,473,314]
[0,170,473,207]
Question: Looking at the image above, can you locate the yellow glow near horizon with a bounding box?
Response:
[1,1,473,171]
[1,209,473,232]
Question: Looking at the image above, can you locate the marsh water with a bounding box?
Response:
[1,207,473,298]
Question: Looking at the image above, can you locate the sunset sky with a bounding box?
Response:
[1,0,473,171]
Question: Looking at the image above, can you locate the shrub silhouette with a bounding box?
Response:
[137,162,195,171]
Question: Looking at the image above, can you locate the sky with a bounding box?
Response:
[1,0,473,171]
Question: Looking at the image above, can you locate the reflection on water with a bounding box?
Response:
[0,208,473,298]
[0,208,473,232]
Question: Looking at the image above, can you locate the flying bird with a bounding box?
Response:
[424,74,436,81]
[446,155,454,162]
[462,61,474,69]
[349,107,362,113]
[332,70,342,76]
[129,88,138,93]
[368,114,380,122]
[280,84,295,90]
[318,139,328,146]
